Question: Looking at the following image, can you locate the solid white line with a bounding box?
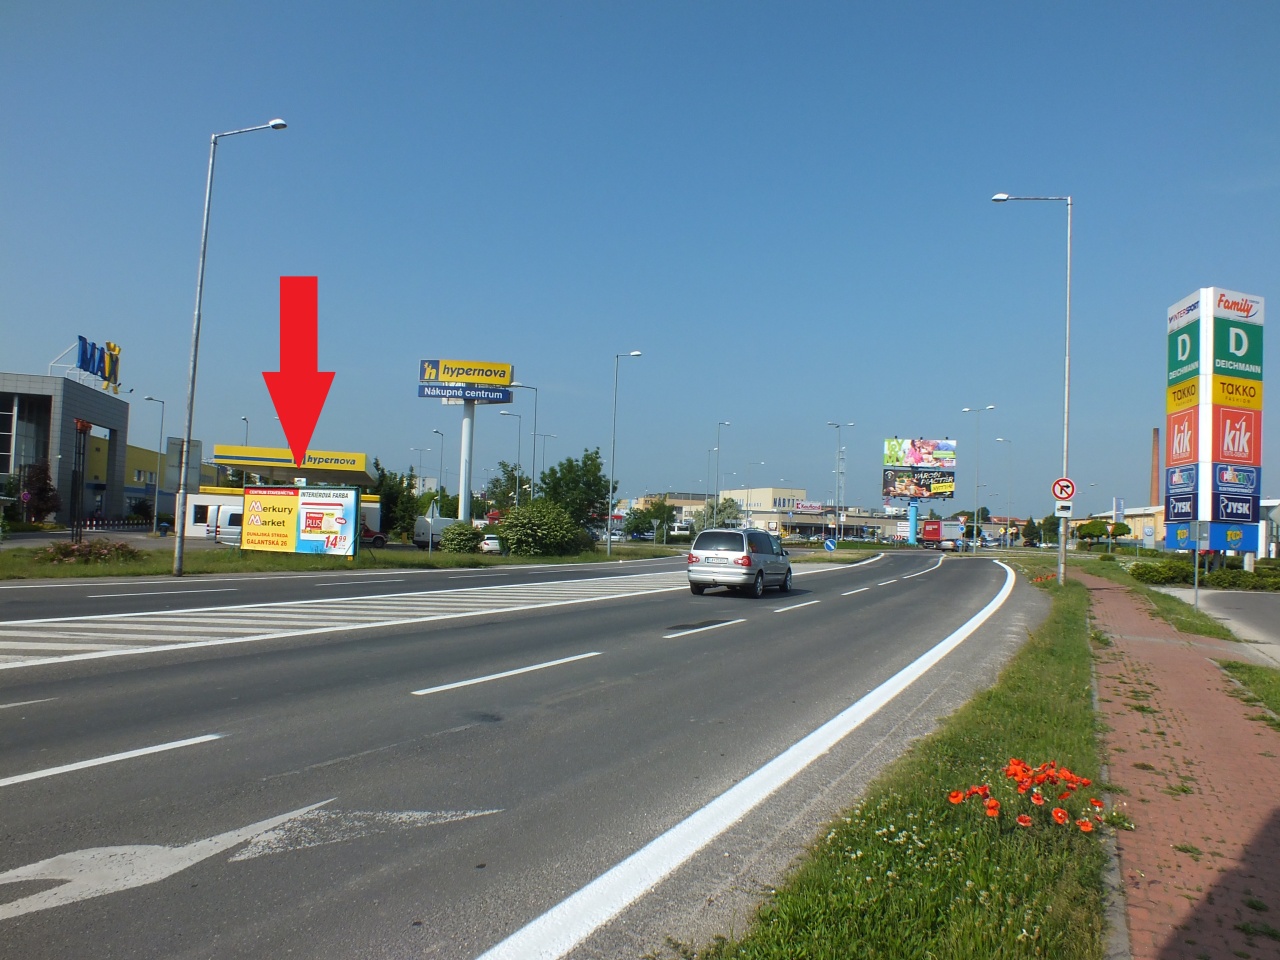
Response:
[877,579,898,586]
[449,573,508,579]
[86,588,238,598]
[662,619,746,640]
[0,734,223,788]
[0,698,55,710]
[473,561,1017,960]
[774,600,820,613]
[841,587,870,596]
[411,652,601,696]
[901,557,944,579]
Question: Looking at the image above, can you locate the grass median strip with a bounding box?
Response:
[680,578,1109,960]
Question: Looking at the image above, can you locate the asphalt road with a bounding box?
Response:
[0,553,1045,959]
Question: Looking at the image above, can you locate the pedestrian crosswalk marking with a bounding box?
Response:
[0,571,689,669]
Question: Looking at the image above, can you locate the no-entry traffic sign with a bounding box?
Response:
[1052,477,1076,501]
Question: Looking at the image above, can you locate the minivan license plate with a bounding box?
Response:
[705,557,727,564]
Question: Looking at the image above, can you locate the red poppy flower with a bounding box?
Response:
[949,790,965,804]
[1090,798,1104,809]
[1052,808,1069,825]
[1016,814,1032,828]
[1058,792,1072,801]
[1080,778,1092,787]
[1030,792,1045,806]
[1076,819,1093,832]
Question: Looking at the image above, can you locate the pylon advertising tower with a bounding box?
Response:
[1165,288,1264,552]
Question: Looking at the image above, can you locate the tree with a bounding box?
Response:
[1039,515,1060,545]
[539,448,612,527]
[369,459,421,536]
[1021,516,1040,545]
[22,461,61,522]
[622,496,678,540]
[484,461,528,512]
[439,522,483,553]
[1110,521,1132,540]
[691,496,741,532]
[1075,519,1110,550]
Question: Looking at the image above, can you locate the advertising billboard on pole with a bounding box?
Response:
[1164,289,1263,547]
[242,486,360,556]
[882,469,956,499]
[883,438,956,469]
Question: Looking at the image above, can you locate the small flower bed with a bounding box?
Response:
[949,758,1106,833]
[36,539,144,564]
[1030,572,1057,584]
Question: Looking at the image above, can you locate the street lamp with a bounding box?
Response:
[992,191,1071,580]
[500,410,523,506]
[827,421,854,539]
[410,446,429,475]
[173,117,287,577]
[534,433,557,491]
[714,421,730,525]
[607,350,642,556]
[144,396,164,535]
[996,437,1014,547]
[431,429,445,496]
[961,405,995,544]
[241,416,249,445]
[511,381,538,497]
[745,461,764,525]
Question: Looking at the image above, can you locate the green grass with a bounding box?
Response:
[689,579,1108,960]
[1219,661,1280,732]
[0,539,681,580]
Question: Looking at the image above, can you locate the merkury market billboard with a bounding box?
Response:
[1164,288,1264,550]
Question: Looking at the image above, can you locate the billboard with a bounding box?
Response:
[883,438,956,469]
[419,359,513,386]
[1164,288,1264,549]
[882,468,955,499]
[242,486,360,556]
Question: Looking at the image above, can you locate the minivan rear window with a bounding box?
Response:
[692,531,745,551]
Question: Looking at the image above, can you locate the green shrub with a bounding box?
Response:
[500,501,582,556]
[1128,559,1195,585]
[1203,568,1280,591]
[1097,553,1117,563]
[439,523,483,553]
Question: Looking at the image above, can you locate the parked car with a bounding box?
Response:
[479,534,502,554]
[687,528,793,597]
[360,525,387,549]
[937,539,958,551]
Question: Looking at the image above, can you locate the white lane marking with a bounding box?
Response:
[473,561,1017,960]
[411,652,602,697]
[841,587,870,596]
[449,573,508,579]
[0,734,223,789]
[86,588,238,598]
[0,799,332,919]
[0,641,132,651]
[774,600,820,613]
[315,579,405,587]
[0,698,56,710]
[877,580,898,586]
[901,557,944,579]
[662,619,746,640]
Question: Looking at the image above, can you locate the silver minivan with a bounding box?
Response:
[687,528,792,597]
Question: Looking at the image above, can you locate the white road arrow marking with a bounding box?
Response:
[229,808,502,861]
[0,799,333,920]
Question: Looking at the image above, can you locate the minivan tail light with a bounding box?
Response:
[687,553,698,563]
[733,554,753,567]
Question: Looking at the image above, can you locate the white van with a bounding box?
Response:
[205,504,242,545]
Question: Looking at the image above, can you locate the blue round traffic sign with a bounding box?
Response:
[824,538,836,551]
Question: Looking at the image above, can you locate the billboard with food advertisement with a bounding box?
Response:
[882,469,955,499]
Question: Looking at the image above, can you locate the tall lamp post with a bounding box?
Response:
[534,433,557,495]
[173,117,287,576]
[144,396,165,535]
[992,191,1071,581]
[745,461,764,526]
[713,421,730,526]
[827,421,854,539]
[961,405,995,545]
[431,428,445,496]
[511,381,538,497]
[607,351,642,556]
[241,416,249,445]
[996,437,1014,547]
[500,410,523,506]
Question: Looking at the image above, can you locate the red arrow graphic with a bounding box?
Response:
[263,276,334,467]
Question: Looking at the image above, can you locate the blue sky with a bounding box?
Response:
[4,2,1279,520]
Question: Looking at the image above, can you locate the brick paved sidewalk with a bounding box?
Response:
[1078,572,1280,960]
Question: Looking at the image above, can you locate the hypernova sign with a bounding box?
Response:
[1164,288,1264,550]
